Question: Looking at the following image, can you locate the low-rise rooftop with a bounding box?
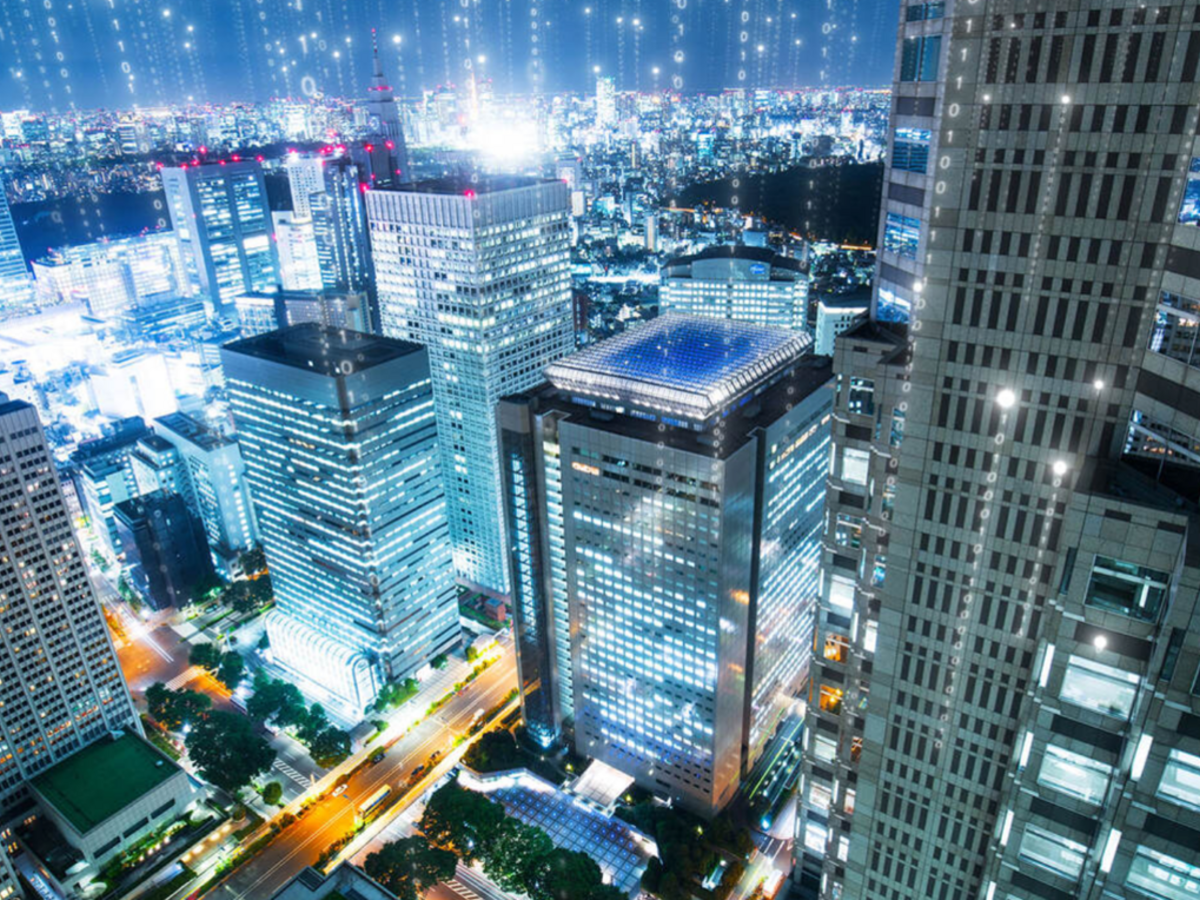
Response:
[221,322,423,378]
[544,313,811,422]
[31,733,182,835]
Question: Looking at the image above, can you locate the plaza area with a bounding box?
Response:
[458,767,656,895]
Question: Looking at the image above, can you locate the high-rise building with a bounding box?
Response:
[154,411,259,578]
[273,212,323,291]
[233,290,281,337]
[221,324,459,712]
[0,394,140,812]
[311,158,376,326]
[284,155,326,220]
[130,433,190,498]
[595,76,617,127]
[661,246,808,331]
[356,31,410,187]
[31,232,187,318]
[277,288,372,334]
[161,160,278,313]
[796,6,1200,900]
[368,176,573,598]
[498,315,831,817]
[114,491,215,610]
[71,417,151,556]
[0,174,33,314]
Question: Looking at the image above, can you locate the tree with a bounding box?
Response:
[481,819,552,894]
[420,781,507,861]
[246,672,306,726]
[296,703,328,745]
[262,781,283,805]
[224,581,256,614]
[308,727,352,768]
[364,836,457,900]
[239,546,268,576]
[189,642,223,671]
[529,848,605,900]
[216,652,245,689]
[145,683,211,731]
[186,711,275,794]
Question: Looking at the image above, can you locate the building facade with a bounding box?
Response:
[368,176,573,599]
[0,395,140,814]
[154,412,258,577]
[71,418,151,557]
[114,491,215,610]
[498,315,831,817]
[795,5,1200,900]
[161,160,278,313]
[221,324,459,714]
[0,173,33,315]
[311,158,377,329]
[660,245,808,332]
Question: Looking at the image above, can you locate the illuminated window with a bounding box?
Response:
[819,685,844,713]
[835,514,864,550]
[1037,744,1112,805]
[1060,655,1140,719]
[899,35,942,82]
[1018,825,1087,880]
[1179,158,1200,226]
[1126,846,1200,900]
[891,128,932,173]
[1158,748,1200,812]
[824,633,851,663]
[842,448,870,485]
[847,377,875,415]
[883,213,921,259]
[1085,556,1169,622]
[1148,292,1200,370]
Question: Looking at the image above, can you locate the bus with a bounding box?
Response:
[357,785,391,823]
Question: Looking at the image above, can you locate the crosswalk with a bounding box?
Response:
[165,665,202,691]
[272,758,310,789]
[447,879,482,900]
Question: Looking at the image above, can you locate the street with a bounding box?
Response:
[203,648,517,900]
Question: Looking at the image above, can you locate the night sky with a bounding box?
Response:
[0,0,898,112]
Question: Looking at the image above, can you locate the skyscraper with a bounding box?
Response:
[796,5,1200,900]
[368,176,573,598]
[114,491,215,611]
[153,411,258,578]
[71,417,151,556]
[356,30,409,187]
[161,160,278,314]
[222,324,458,713]
[661,246,809,331]
[498,315,831,817]
[311,157,376,326]
[595,75,617,127]
[0,173,33,313]
[0,394,140,811]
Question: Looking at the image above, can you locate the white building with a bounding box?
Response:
[814,292,869,357]
[367,176,573,599]
[273,212,323,291]
[660,245,808,331]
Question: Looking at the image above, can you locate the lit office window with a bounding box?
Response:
[1179,158,1200,226]
[1037,744,1112,805]
[884,213,921,259]
[1126,846,1200,900]
[877,283,911,324]
[899,35,942,82]
[1085,556,1169,622]
[892,128,932,173]
[1159,748,1200,812]
[841,447,870,485]
[814,735,838,763]
[905,2,945,20]
[1017,825,1087,880]
[828,576,856,612]
[808,781,832,812]
[1060,655,1140,719]
[804,820,829,855]
[847,377,875,416]
[1149,292,1200,370]
[835,514,864,550]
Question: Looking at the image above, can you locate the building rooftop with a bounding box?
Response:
[664,244,803,273]
[394,175,557,196]
[31,734,182,835]
[155,411,234,452]
[544,314,811,422]
[221,322,423,378]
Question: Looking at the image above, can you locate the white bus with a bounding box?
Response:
[357,785,391,822]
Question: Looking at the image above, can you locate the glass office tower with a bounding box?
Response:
[221,324,458,714]
[368,176,573,599]
[161,160,278,314]
[661,245,809,331]
[498,315,832,817]
[0,394,140,813]
[0,173,33,314]
[796,4,1200,900]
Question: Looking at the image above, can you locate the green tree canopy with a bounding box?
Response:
[420,781,507,862]
[185,711,275,794]
[262,781,283,805]
[145,683,211,731]
[189,642,223,671]
[364,836,457,900]
[481,819,553,894]
[530,848,606,900]
[216,652,245,690]
[308,727,352,768]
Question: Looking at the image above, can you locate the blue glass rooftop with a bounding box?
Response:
[545,313,811,421]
